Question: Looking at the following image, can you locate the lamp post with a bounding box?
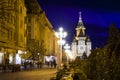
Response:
[56,27,67,68]
[64,44,70,64]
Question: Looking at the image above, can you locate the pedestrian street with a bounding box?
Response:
[0,68,57,80]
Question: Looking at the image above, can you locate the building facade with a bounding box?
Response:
[25,0,60,63]
[0,0,16,64]
[25,0,46,61]
[0,0,27,64]
[14,0,27,64]
[0,0,61,66]
[71,12,92,59]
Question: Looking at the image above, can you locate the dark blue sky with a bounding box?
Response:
[38,0,120,49]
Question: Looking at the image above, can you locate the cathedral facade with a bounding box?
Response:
[71,12,92,59]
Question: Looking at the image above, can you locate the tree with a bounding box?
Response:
[104,23,120,80]
[108,23,120,44]
[82,52,87,60]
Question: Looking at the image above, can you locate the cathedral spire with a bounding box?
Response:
[76,12,86,37]
[79,12,82,22]
[77,12,84,27]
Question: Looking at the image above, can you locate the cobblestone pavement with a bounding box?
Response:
[0,68,57,80]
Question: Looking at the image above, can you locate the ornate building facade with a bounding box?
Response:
[25,0,60,63]
[0,0,27,64]
[71,12,92,59]
[0,0,16,64]
[15,0,27,64]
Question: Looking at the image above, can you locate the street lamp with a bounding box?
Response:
[55,27,67,68]
[64,44,70,64]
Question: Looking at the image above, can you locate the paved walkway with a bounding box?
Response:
[0,68,57,80]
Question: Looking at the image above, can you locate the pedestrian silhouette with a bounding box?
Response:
[47,62,50,67]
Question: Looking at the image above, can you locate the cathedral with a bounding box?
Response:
[71,12,92,59]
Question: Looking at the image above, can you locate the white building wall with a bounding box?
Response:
[71,39,92,58]
[86,42,91,56]
[71,42,77,58]
[77,37,86,57]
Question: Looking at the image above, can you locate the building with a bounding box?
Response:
[25,0,50,61]
[25,0,60,63]
[71,12,92,59]
[14,0,27,64]
[0,0,27,64]
[0,0,61,66]
[0,0,16,64]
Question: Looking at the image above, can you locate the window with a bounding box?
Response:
[12,16,15,25]
[1,27,9,40]
[8,31,12,40]
[80,47,83,49]
[8,0,11,7]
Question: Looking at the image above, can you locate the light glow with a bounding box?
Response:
[55,27,67,68]
[64,44,74,60]
[0,52,3,64]
[15,54,21,64]
[56,27,67,45]
[9,54,13,64]
[57,39,66,45]
[65,50,74,60]
[45,56,54,62]
[59,27,63,31]
[18,50,22,54]
[64,44,70,49]
[63,32,67,38]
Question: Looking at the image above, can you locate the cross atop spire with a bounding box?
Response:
[79,12,82,20]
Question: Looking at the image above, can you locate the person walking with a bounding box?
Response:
[53,59,57,68]
[50,61,53,68]
[47,62,50,67]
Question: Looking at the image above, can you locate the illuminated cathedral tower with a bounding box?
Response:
[71,12,92,59]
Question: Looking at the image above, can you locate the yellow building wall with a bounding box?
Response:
[15,0,27,50]
[0,0,27,64]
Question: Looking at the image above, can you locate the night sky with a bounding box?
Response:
[38,0,120,49]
